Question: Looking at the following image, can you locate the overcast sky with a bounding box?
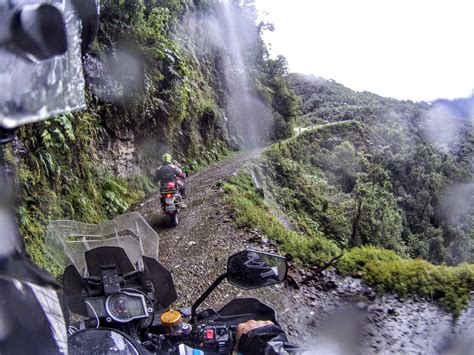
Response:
[254,0,474,102]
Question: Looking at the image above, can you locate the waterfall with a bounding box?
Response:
[218,0,273,149]
[181,0,274,149]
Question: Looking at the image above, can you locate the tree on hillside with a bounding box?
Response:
[351,169,405,254]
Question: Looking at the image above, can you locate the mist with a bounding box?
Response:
[423,99,474,263]
[422,106,464,154]
[0,149,20,258]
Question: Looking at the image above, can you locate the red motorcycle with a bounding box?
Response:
[160,181,182,227]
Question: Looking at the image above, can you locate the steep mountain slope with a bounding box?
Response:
[221,75,473,317]
[4,2,473,351]
[279,74,473,265]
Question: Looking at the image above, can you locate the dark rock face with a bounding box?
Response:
[99,130,140,178]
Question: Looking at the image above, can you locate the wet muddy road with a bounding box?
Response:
[134,151,473,354]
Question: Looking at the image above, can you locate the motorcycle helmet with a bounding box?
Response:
[162,153,173,164]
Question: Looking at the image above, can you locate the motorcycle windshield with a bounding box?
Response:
[45,212,159,276]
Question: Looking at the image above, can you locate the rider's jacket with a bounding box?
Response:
[154,163,185,185]
[0,254,67,354]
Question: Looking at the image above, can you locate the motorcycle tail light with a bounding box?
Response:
[166,193,173,198]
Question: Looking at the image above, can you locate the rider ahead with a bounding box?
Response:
[154,153,187,199]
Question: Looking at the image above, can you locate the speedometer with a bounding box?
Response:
[105,292,148,323]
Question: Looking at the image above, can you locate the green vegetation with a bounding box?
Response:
[13,0,201,270]
[272,75,473,265]
[224,173,474,316]
[264,123,407,255]
[12,109,155,272]
[257,55,301,139]
[224,173,340,265]
[224,75,473,316]
[186,149,237,174]
[339,246,474,317]
[10,0,472,317]
[11,0,299,272]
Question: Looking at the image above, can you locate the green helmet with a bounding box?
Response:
[162,153,172,164]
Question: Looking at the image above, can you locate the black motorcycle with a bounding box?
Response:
[46,212,288,354]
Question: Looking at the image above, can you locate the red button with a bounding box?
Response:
[205,329,214,340]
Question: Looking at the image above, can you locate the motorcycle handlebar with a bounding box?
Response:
[146,321,236,354]
[195,322,236,353]
[150,298,278,352]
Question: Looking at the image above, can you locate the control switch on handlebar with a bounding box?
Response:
[205,329,214,340]
[201,324,232,353]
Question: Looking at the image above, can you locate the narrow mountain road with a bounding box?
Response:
[133,149,320,342]
[133,142,473,354]
[292,119,355,137]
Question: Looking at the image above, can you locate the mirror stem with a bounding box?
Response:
[191,272,227,323]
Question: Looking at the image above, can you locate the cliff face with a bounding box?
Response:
[11,0,299,269]
[87,0,300,177]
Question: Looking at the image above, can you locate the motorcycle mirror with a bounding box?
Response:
[10,3,68,61]
[227,250,287,290]
[0,0,100,130]
[190,250,287,321]
[71,0,99,55]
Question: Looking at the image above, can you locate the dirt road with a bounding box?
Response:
[134,150,473,354]
[134,150,301,314]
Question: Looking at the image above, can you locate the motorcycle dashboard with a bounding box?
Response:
[104,292,149,323]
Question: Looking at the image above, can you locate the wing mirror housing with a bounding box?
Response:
[191,250,287,321]
[227,250,287,289]
[0,0,99,130]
